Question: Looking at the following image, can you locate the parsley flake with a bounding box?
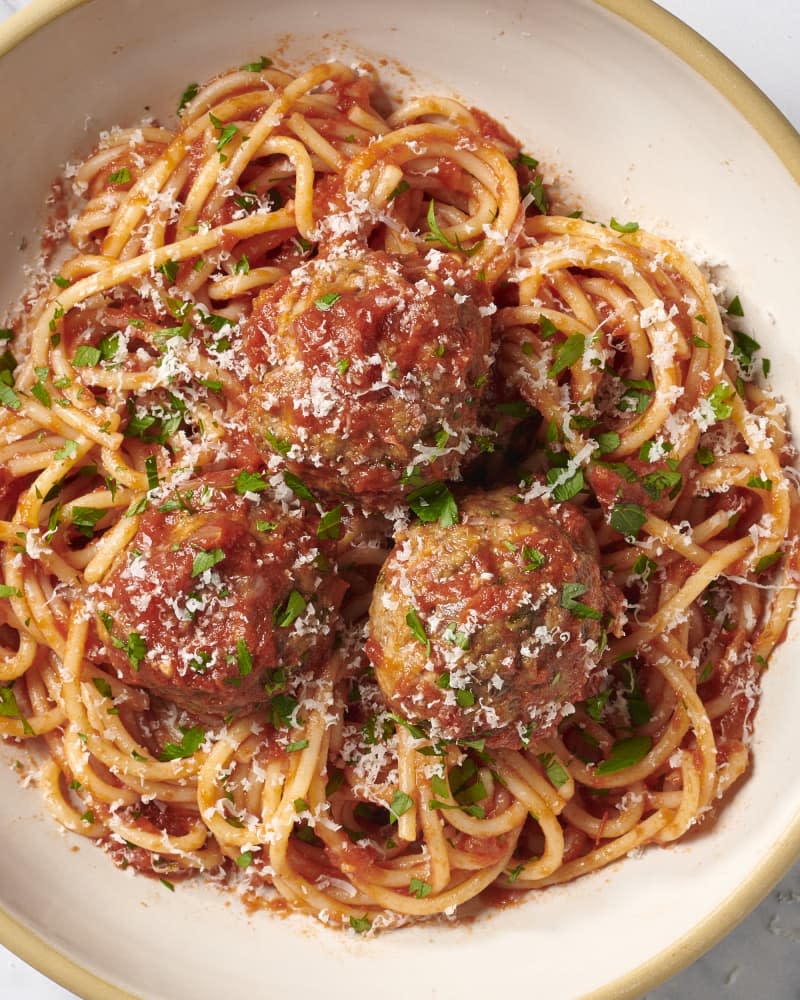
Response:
[610,502,647,538]
[409,878,432,898]
[0,686,34,735]
[191,547,225,577]
[560,583,602,620]
[727,295,744,317]
[236,638,253,677]
[241,56,272,71]
[407,481,458,528]
[159,725,205,761]
[548,333,585,378]
[317,505,342,540]
[273,590,307,628]
[406,608,429,652]
[389,790,413,823]
[233,469,269,494]
[595,735,652,774]
[609,218,639,234]
[315,292,341,311]
[283,471,316,502]
[537,752,569,789]
[177,82,199,114]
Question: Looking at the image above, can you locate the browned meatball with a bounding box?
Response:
[94,471,346,716]
[366,488,624,746]
[243,247,493,508]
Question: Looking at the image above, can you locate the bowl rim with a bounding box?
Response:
[1,1,799,997]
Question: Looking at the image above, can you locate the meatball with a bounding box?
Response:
[366,488,623,746]
[243,247,492,507]
[95,471,346,716]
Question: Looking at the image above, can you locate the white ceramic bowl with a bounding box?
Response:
[1,2,799,998]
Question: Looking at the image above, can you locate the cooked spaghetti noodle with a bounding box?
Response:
[0,58,797,933]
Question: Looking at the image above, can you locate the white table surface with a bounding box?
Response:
[1,0,799,997]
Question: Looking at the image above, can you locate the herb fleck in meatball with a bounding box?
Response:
[366,488,624,746]
[94,472,346,716]
[243,247,493,508]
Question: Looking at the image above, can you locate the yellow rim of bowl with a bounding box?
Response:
[0,0,799,997]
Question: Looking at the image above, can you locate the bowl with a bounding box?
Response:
[1,1,799,998]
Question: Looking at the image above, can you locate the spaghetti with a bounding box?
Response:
[0,57,797,932]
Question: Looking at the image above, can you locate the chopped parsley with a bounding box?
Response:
[546,466,584,503]
[523,175,548,214]
[157,259,179,284]
[409,878,432,898]
[273,590,307,628]
[117,632,147,671]
[609,217,639,234]
[268,693,299,729]
[560,582,601,620]
[595,735,652,774]
[177,82,199,114]
[72,345,102,367]
[548,333,585,378]
[0,686,34,735]
[727,295,744,317]
[191,548,225,577]
[0,383,21,411]
[537,752,569,789]
[70,506,106,538]
[109,167,131,186]
[595,431,620,454]
[538,315,558,339]
[92,676,113,699]
[514,152,540,169]
[708,383,734,421]
[755,550,782,574]
[233,469,269,494]
[315,292,341,311]
[387,179,410,201]
[443,623,470,650]
[209,112,239,156]
[241,56,273,71]
[145,455,159,491]
[584,688,611,722]
[521,545,546,570]
[283,471,316,502]
[407,480,458,528]
[640,469,682,501]
[405,608,430,652]
[236,639,253,677]
[424,199,482,255]
[159,725,205,761]
[317,505,342,540]
[633,553,657,582]
[732,330,761,373]
[389,789,413,823]
[610,502,647,538]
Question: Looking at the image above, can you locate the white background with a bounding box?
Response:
[0,0,798,997]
